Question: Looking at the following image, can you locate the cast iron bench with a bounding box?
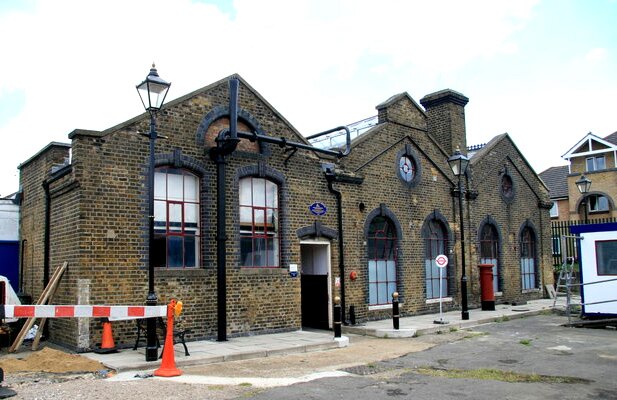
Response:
[133,318,191,357]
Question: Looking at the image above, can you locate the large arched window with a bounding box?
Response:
[424,219,449,299]
[479,223,500,293]
[520,226,537,290]
[367,216,397,305]
[153,167,200,268]
[239,177,279,267]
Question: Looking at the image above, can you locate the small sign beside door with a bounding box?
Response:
[289,263,298,278]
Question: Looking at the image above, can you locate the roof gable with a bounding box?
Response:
[562,132,617,160]
[538,165,569,199]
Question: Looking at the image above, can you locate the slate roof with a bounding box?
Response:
[539,165,569,199]
[604,130,617,145]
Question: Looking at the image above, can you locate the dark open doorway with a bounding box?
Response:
[300,242,331,330]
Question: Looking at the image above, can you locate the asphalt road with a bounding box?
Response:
[244,315,617,400]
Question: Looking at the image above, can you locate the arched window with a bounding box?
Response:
[424,219,448,299]
[153,167,200,268]
[367,216,397,305]
[239,177,279,267]
[520,226,537,290]
[479,224,500,293]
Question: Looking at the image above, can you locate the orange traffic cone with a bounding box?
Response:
[154,300,182,377]
[94,318,117,354]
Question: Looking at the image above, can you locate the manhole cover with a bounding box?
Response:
[342,364,392,375]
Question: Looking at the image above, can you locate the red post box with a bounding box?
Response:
[478,264,495,311]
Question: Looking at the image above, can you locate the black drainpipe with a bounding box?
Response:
[325,169,346,324]
[19,239,27,296]
[209,79,240,342]
[43,181,51,290]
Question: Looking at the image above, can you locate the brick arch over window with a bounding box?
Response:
[363,204,404,303]
[196,105,268,154]
[477,215,503,293]
[519,220,539,290]
[296,221,338,240]
[421,210,454,298]
[575,191,614,213]
[234,163,289,268]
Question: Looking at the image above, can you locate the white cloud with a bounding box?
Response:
[1,0,615,195]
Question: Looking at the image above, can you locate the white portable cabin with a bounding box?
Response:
[570,222,617,317]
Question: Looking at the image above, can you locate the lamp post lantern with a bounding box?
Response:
[575,174,592,223]
[448,147,470,321]
[137,64,171,362]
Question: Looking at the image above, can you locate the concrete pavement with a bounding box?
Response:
[84,297,561,372]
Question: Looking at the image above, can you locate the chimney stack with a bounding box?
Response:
[420,89,469,156]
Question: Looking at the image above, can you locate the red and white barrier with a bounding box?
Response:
[1,305,167,319]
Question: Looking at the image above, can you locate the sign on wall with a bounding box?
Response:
[309,202,327,216]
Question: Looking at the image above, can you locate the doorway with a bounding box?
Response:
[300,241,332,330]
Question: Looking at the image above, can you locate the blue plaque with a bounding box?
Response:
[309,202,327,216]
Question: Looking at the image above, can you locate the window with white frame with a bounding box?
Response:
[239,177,280,267]
[367,216,397,305]
[586,155,606,172]
[588,194,609,212]
[549,202,559,218]
[153,167,200,268]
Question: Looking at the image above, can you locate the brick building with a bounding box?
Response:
[18,74,553,350]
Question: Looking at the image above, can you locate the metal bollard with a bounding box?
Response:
[333,296,342,338]
[392,292,399,330]
[349,304,356,325]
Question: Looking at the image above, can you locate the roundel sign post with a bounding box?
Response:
[434,254,449,325]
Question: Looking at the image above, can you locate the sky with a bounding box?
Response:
[0,0,616,196]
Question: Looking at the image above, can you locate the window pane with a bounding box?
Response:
[596,240,617,275]
[168,171,183,201]
[239,178,252,206]
[252,178,266,207]
[266,238,279,267]
[240,236,252,266]
[168,236,183,268]
[254,238,266,267]
[377,260,387,282]
[154,200,166,229]
[240,206,252,226]
[153,235,166,268]
[184,235,197,267]
[254,209,265,231]
[368,261,376,282]
[386,261,396,281]
[169,203,182,232]
[369,283,377,305]
[266,180,278,208]
[586,158,595,172]
[184,203,199,229]
[378,283,388,304]
[599,196,609,211]
[184,174,198,202]
[596,156,606,170]
[266,209,277,232]
[154,171,167,199]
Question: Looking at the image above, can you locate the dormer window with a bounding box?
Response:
[586,156,606,172]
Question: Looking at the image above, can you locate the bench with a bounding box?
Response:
[133,318,191,357]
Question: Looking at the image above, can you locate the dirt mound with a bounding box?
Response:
[0,347,105,373]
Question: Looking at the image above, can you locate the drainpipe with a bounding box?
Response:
[324,167,346,325]
[209,78,240,342]
[19,239,27,296]
[42,181,51,290]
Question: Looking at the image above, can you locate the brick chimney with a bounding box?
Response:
[419,89,469,156]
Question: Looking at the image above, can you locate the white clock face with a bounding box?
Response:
[399,155,415,182]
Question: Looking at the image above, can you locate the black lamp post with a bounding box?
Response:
[448,147,470,321]
[136,64,171,362]
[575,174,592,223]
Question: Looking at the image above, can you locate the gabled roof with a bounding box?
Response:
[376,92,426,117]
[562,132,617,160]
[539,165,569,199]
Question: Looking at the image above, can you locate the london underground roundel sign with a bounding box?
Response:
[435,254,448,268]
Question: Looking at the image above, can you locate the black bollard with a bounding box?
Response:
[392,292,399,330]
[349,304,356,325]
[333,296,342,338]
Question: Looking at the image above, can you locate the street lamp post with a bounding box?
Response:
[575,174,592,224]
[136,64,171,362]
[448,147,470,321]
